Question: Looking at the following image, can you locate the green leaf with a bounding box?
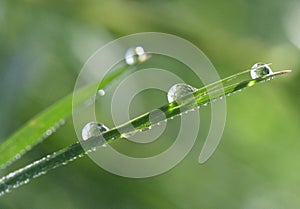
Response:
[0,64,133,169]
[0,69,291,196]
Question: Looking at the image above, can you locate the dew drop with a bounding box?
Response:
[125,46,150,65]
[45,129,53,136]
[250,63,273,79]
[167,83,197,103]
[81,122,109,141]
[98,89,105,96]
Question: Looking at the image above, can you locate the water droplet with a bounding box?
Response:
[98,89,105,96]
[78,154,85,158]
[81,122,109,141]
[125,46,150,65]
[250,63,273,79]
[45,129,53,136]
[167,83,197,103]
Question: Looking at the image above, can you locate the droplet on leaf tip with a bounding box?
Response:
[250,63,273,79]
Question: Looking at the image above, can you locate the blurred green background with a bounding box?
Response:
[1,0,300,208]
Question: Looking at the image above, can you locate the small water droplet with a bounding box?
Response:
[250,63,273,79]
[98,89,105,96]
[45,129,53,136]
[81,122,109,141]
[14,153,21,161]
[125,46,150,65]
[167,83,197,103]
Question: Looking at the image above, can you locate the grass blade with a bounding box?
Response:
[0,69,291,196]
[0,64,134,169]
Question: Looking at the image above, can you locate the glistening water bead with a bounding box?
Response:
[167,83,197,103]
[81,122,109,141]
[98,89,105,96]
[125,46,150,65]
[250,63,273,79]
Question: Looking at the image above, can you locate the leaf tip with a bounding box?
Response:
[281,70,292,74]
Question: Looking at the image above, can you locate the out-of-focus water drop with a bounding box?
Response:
[125,46,150,65]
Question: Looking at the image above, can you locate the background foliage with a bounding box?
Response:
[0,0,299,208]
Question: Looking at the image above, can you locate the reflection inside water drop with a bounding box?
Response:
[81,122,109,141]
[167,83,197,103]
[250,63,273,79]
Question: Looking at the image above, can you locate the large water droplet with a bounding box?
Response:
[250,63,273,79]
[81,122,109,141]
[125,46,150,65]
[167,83,197,103]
